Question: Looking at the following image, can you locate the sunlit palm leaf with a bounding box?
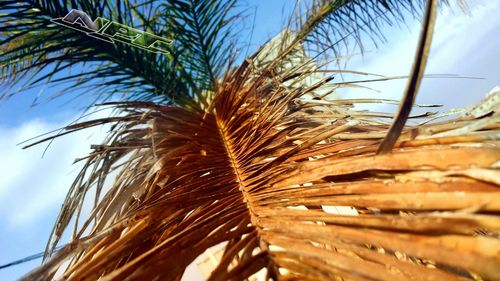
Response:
[3,0,498,280]
[21,31,500,280]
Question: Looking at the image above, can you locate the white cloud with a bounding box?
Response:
[337,0,500,112]
[0,113,110,230]
[427,0,500,73]
[0,111,113,280]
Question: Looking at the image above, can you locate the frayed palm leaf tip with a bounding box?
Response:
[20,34,500,281]
[2,0,498,280]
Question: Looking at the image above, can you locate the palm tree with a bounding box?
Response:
[1,0,499,280]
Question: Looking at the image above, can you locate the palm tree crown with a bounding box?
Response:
[1,0,499,280]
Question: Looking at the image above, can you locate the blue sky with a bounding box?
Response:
[1,1,499,280]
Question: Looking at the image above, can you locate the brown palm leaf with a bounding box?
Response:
[21,2,500,281]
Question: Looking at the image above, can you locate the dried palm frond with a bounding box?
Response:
[20,14,500,279]
[3,0,498,280]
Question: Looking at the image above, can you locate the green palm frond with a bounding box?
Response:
[0,0,457,108]
[0,0,243,107]
[288,0,465,59]
[162,0,241,91]
[296,0,422,45]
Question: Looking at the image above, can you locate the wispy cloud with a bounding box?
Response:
[0,114,109,230]
[339,0,500,112]
[0,111,113,280]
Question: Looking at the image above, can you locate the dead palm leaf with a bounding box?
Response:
[1,0,498,280]
[21,6,500,280]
